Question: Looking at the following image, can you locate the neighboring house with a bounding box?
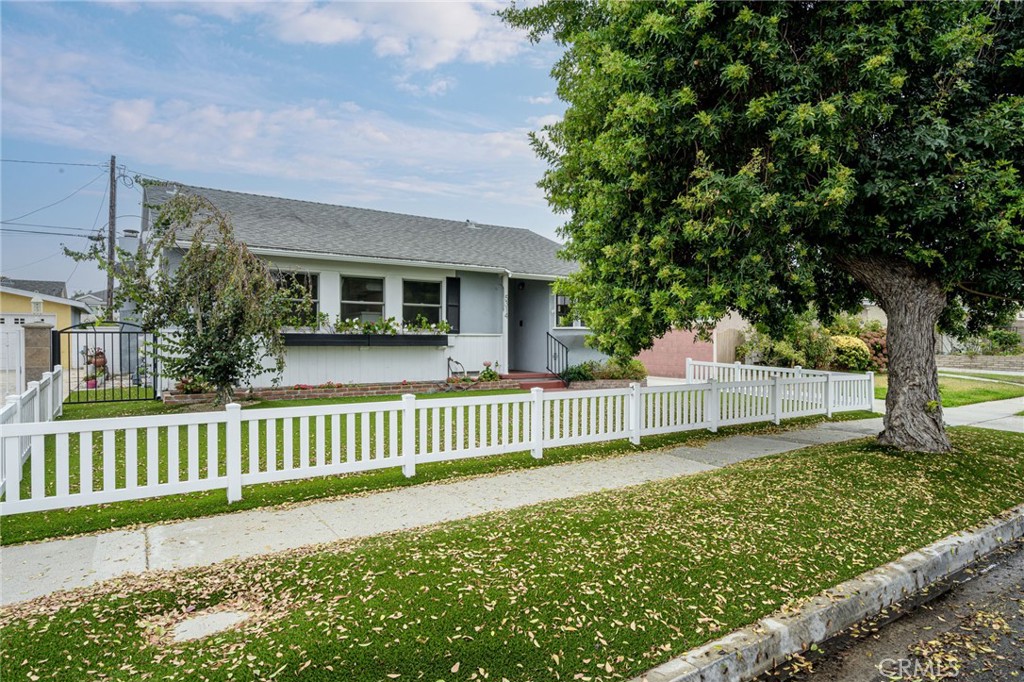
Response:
[0,277,92,330]
[0,277,94,370]
[138,183,608,387]
[635,312,747,379]
[73,289,107,323]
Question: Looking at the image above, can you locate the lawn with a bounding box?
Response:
[1,395,874,545]
[935,371,1024,386]
[2,427,1021,682]
[874,374,1024,407]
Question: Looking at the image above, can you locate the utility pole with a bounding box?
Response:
[106,155,116,319]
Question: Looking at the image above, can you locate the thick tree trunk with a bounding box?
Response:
[838,257,952,453]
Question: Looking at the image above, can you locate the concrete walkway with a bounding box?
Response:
[2,399,1021,607]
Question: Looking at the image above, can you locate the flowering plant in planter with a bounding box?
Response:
[478,361,501,382]
[404,315,452,335]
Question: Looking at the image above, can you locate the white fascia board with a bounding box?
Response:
[0,286,92,312]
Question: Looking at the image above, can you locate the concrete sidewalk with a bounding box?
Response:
[2,399,1020,607]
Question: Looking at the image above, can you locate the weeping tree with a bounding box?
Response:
[503,0,1024,452]
[73,191,312,403]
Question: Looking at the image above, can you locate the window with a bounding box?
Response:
[555,295,585,328]
[274,271,319,326]
[403,280,442,325]
[340,277,385,322]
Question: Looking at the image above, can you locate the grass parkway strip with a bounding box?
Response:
[0,428,1021,681]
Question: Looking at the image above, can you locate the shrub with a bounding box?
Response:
[858,330,888,371]
[560,362,596,383]
[831,335,872,371]
[827,312,884,336]
[984,328,1022,355]
[736,312,835,369]
[591,358,648,381]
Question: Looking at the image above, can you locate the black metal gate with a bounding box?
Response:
[52,322,159,403]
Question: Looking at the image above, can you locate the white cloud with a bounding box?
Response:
[527,95,553,105]
[527,114,561,128]
[395,75,456,97]
[185,1,527,72]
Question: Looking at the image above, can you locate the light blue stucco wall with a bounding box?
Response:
[552,329,608,367]
[509,279,552,372]
[456,271,502,334]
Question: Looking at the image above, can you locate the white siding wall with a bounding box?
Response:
[250,256,509,386]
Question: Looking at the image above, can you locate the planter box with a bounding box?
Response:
[283,333,448,348]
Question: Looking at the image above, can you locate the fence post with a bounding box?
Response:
[685,357,693,384]
[866,371,876,411]
[794,365,803,378]
[225,403,243,503]
[772,376,781,425]
[41,372,52,423]
[54,365,63,418]
[824,372,833,418]
[27,381,40,424]
[402,394,417,477]
[531,387,544,459]
[708,378,719,433]
[734,361,742,382]
[629,382,642,445]
[4,436,21,502]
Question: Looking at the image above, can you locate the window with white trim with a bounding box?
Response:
[555,294,585,328]
[403,280,442,325]
[273,271,319,326]
[340,276,385,322]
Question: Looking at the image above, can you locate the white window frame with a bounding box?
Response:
[402,278,444,325]
[339,275,386,323]
[273,270,320,325]
[553,293,586,330]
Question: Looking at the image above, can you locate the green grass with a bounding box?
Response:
[64,386,157,404]
[874,374,1024,407]
[935,371,1024,386]
[0,407,874,546]
[2,427,1021,682]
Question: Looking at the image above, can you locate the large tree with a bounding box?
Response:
[73,191,312,403]
[503,0,1024,452]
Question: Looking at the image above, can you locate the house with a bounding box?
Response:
[0,277,93,331]
[0,277,94,374]
[138,183,608,388]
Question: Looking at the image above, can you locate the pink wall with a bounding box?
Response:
[636,329,714,379]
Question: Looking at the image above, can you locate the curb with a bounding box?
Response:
[634,502,1024,682]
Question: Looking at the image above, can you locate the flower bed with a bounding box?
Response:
[565,379,648,390]
[162,379,521,405]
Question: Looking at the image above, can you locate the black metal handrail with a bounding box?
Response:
[546,333,569,377]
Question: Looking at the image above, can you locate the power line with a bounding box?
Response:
[0,228,99,238]
[1,221,106,233]
[1,158,107,169]
[0,171,107,223]
[1,251,66,272]
[0,216,143,233]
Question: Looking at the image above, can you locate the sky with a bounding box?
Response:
[0,0,565,295]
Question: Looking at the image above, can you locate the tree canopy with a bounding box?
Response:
[76,192,312,403]
[503,0,1024,451]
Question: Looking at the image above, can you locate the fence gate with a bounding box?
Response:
[52,322,159,403]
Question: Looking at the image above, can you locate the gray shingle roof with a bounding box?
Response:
[0,277,67,298]
[143,184,574,278]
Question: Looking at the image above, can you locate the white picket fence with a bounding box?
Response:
[0,365,64,497]
[0,326,26,397]
[0,362,873,515]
